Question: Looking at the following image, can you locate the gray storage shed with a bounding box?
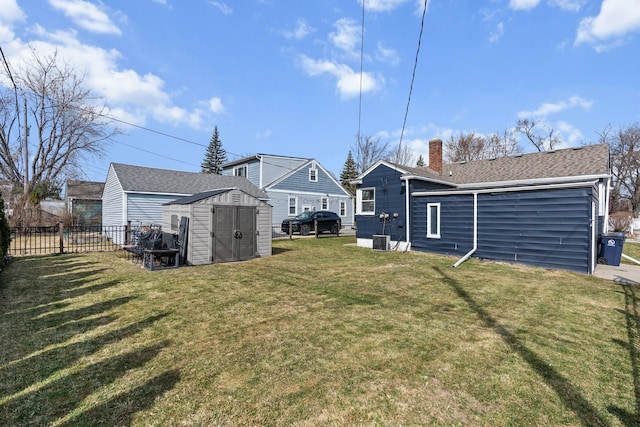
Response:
[162,188,272,265]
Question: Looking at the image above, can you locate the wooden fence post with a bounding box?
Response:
[59,222,64,254]
[314,220,318,238]
[289,221,293,240]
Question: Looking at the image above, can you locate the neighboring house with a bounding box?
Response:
[102,163,267,243]
[65,180,105,226]
[353,139,611,274]
[162,188,272,265]
[221,154,354,226]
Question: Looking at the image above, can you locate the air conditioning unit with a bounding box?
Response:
[372,234,390,251]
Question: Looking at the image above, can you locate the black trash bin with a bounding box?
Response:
[597,232,626,266]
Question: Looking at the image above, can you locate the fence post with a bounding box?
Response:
[314,220,318,238]
[289,221,292,240]
[59,222,64,254]
[126,221,132,245]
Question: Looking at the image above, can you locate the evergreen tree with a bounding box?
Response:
[416,154,425,167]
[201,126,227,174]
[340,150,359,194]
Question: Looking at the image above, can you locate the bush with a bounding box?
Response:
[0,195,10,263]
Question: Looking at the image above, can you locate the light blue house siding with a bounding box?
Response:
[411,186,596,274]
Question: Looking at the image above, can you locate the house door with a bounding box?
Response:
[211,206,256,263]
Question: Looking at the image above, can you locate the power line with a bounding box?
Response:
[398,0,429,146]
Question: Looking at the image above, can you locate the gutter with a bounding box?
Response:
[453,192,478,268]
[413,180,599,198]
[403,177,411,247]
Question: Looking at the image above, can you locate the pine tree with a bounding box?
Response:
[201,126,227,174]
[416,154,425,167]
[340,150,359,194]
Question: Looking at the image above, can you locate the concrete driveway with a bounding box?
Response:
[593,263,640,284]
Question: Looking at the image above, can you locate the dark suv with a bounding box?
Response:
[281,211,342,235]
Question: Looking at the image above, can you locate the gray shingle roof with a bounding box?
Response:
[403,143,610,185]
[164,189,232,205]
[110,163,268,199]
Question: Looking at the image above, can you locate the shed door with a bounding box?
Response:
[211,206,256,263]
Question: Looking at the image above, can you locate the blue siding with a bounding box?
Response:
[270,165,342,195]
[355,165,408,241]
[412,187,594,273]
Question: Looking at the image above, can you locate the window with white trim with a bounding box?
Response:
[309,168,318,182]
[427,203,441,238]
[288,196,297,216]
[321,197,329,210]
[234,165,248,177]
[339,200,346,216]
[357,188,375,215]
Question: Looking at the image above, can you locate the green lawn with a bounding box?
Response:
[0,236,638,426]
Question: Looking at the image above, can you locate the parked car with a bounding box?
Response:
[281,211,342,235]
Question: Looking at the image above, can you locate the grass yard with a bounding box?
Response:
[0,236,638,426]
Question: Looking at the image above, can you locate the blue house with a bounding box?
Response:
[353,139,611,274]
[221,154,354,227]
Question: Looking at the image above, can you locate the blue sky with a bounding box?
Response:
[1,0,639,183]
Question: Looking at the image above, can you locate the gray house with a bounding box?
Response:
[162,188,272,265]
[221,154,354,227]
[102,163,267,243]
[353,139,611,274]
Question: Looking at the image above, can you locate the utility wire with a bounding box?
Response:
[398,0,429,146]
[357,0,366,142]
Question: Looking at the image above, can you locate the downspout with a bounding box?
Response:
[453,192,477,268]
[404,177,410,250]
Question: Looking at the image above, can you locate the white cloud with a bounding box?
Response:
[489,22,504,43]
[549,0,586,12]
[256,129,272,139]
[329,18,360,57]
[555,120,583,145]
[297,55,380,99]
[508,0,540,11]
[361,0,409,13]
[208,97,224,113]
[0,0,25,22]
[575,0,640,47]
[282,18,314,40]
[209,1,232,15]
[375,42,399,66]
[49,0,121,35]
[517,96,593,118]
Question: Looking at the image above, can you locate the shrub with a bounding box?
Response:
[0,195,10,264]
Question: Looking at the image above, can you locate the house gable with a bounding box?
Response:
[267,160,350,197]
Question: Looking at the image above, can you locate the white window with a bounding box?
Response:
[288,196,297,216]
[321,197,329,210]
[357,188,375,215]
[339,200,346,217]
[234,165,247,177]
[309,168,318,182]
[427,203,441,238]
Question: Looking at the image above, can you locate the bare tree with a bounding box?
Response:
[387,141,415,167]
[444,132,486,163]
[485,129,521,158]
[515,119,560,152]
[351,134,389,173]
[599,123,640,215]
[0,48,121,193]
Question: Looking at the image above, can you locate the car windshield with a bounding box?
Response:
[296,211,314,219]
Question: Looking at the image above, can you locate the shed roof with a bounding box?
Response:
[401,143,610,185]
[66,180,105,200]
[110,163,268,199]
[164,188,233,205]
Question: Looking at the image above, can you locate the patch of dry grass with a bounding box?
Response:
[0,237,638,426]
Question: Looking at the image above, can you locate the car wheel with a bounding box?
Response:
[300,224,311,236]
[330,224,339,234]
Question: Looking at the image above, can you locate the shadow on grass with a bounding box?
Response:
[434,267,608,426]
[608,277,640,426]
[0,255,179,426]
[58,369,181,427]
[0,341,173,426]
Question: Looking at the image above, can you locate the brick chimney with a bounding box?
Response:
[429,138,443,174]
